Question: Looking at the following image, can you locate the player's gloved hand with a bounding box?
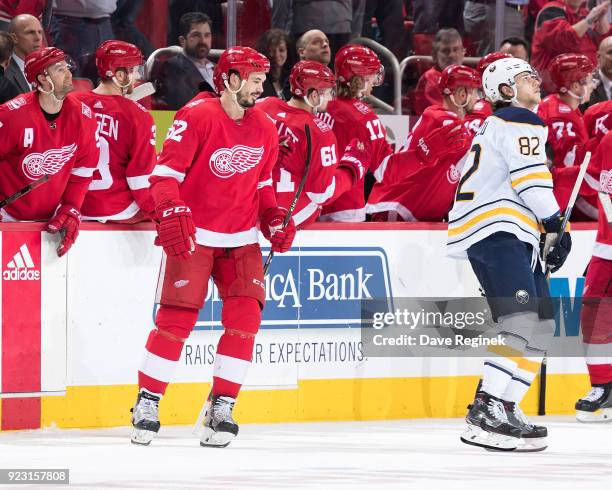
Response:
[46,204,82,257]
[539,212,572,273]
[416,122,470,166]
[154,200,196,260]
[261,206,296,253]
[339,138,370,185]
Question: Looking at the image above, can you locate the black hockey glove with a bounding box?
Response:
[539,213,572,273]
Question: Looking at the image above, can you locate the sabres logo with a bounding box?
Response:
[21,143,77,180]
[209,145,264,178]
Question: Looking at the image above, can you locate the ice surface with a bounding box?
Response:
[0,417,610,489]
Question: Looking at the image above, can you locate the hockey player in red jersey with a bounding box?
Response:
[73,40,156,223]
[537,53,598,219]
[131,46,296,448]
[464,52,513,136]
[258,61,370,227]
[0,47,99,255]
[366,65,476,222]
[575,131,612,422]
[317,44,394,222]
[584,100,612,143]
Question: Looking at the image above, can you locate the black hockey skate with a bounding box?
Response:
[461,391,522,451]
[575,383,612,422]
[503,401,548,452]
[199,395,239,448]
[130,389,161,445]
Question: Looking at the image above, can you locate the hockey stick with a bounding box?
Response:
[262,124,312,275]
[126,82,155,102]
[538,151,591,415]
[0,174,50,210]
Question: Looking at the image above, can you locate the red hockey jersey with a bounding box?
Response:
[317,97,393,222]
[537,94,597,218]
[591,132,612,260]
[258,97,339,227]
[464,99,492,136]
[151,97,279,247]
[0,92,99,221]
[413,67,443,116]
[584,100,612,142]
[366,105,471,221]
[73,92,156,221]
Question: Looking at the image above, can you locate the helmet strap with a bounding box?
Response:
[303,91,322,113]
[37,75,65,104]
[111,74,133,96]
[450,92,470,109]
[567,88,584,102]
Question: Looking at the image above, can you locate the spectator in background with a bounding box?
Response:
[584,35,612,109]
[167,0,222,46]
[111,0,153,58]
[464,0,527,56]
[532,0,611,93]
[0,1,47,31]
[0,31,19,102]
[413,0,465,35]
[499,36,530,61]
[272,0,358,61]
[297,29,332,65]
[51,0,117,79]
[154,12,215,110]
[6,14,43,93]
[413,28,464,115]
[255,28,293,100]
[362,0,406,60]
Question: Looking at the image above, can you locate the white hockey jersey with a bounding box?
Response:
[447,107,560,259]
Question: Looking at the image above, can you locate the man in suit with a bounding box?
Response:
[0,31,19,103]
[585,36,612,110]
[154,11,215,110]
[6,14,43,93]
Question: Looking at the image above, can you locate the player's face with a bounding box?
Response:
[46,61,73,97]
[435,40,465,70]
[570,74,595,101]
[181,22,212,61]
[514,71,541,106]
[308,87,335,112]
[463,87,479,111]
[236,72,265,108]
[270,41,288,68]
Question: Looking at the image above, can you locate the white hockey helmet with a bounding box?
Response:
[482,57,537,103]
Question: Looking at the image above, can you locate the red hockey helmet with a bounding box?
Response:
[24,47,68,86]
[476,51,513,77]
[440,64,480,95]
[550,53,594,92]
[96,40,144,78]
[213,46,270,94]
[334,44,383,85]
[289,60,335,97]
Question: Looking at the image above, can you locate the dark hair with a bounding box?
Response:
[0,31,13,65]
[499,36,530,53]
[178,12,212,39]
[255,28,295,85]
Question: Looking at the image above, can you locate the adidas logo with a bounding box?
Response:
[93,101,103,109]
[2,244,40,281]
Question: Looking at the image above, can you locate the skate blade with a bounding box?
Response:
[130,428,156,446]
[496,436,547,453]
[199,427,235,448]
[576,408,612,422]
[460,425,518,451]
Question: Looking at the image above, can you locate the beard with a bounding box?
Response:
[236,93,257,108]
[185,43,210,61]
